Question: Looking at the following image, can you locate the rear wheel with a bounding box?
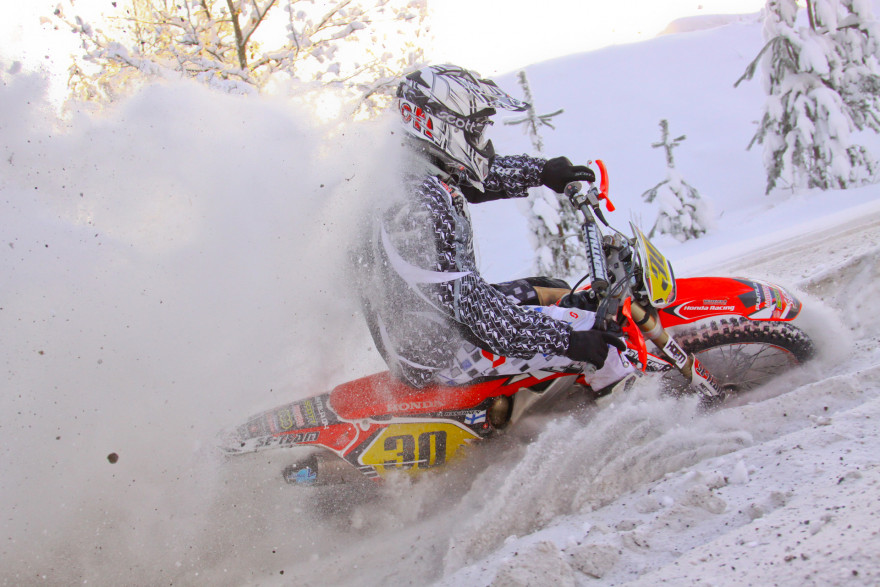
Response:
[662,317,815,397]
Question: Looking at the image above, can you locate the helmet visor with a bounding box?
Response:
[465,116,493,153]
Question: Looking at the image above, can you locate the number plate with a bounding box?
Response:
[359,423,477,475]
[632,223,677,308]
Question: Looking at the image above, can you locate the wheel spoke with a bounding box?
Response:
[696,343,797,392]
[660,319,813,400]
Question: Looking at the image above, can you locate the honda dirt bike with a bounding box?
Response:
[219,160,814,487]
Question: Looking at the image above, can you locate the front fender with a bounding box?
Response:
[659,277,803,328]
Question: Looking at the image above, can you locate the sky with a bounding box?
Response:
[0,0,768,83]
[430,0,767,75]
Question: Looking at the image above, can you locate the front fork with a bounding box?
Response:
[628,302,722,401]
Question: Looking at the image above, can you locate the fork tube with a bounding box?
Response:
[629,303,721,399]
[565,182,609,295]
[582,218,609,295]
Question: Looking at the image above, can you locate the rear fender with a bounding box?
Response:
[659,277,803,327]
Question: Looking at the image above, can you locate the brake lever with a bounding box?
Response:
[593,297,621,332]
[594,159,615,212]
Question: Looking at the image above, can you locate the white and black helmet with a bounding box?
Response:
[396,65,529,190]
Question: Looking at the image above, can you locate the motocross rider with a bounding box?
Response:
[356,64,634,392]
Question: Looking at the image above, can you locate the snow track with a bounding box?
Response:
[431,209,880,586]
[169,207,880,587]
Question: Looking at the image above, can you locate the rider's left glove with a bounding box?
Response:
[540,157,596,193]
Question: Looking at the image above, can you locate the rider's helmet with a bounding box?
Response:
[396,64,529,190]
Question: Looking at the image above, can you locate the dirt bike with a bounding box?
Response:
[219,160,814,486]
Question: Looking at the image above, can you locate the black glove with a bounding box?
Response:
[566,329,627,366]
[540,157,596,193]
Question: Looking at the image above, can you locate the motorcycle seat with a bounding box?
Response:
[328,371,505,420]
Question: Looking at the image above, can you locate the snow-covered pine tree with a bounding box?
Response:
[641,119,711,242]
[736,0,878,194]
[825,0,880,133]
[504,71,564,153]
[504,70,584,278]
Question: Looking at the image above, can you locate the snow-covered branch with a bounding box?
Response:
[47,0,428,114]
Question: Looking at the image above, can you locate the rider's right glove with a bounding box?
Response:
[540,156,596,193]
[565,329,627,367]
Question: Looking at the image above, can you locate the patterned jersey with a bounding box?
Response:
[356,154,573,387]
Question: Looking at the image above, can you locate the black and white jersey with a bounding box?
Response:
[356,154,573,388]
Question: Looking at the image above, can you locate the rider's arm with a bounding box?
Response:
[461,154,546,203]
[462,155,596,202]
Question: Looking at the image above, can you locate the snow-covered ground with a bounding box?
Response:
[2,11,880,587]
[435,203,880,587]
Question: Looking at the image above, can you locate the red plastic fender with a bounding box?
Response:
[622,298,648,372]
[659,277,803,328]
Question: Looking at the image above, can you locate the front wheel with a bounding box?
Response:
[662,317,815,397]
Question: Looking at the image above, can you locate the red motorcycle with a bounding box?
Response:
[220,161,814,486]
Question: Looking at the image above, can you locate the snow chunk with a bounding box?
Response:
[490,541,575,587]
[808,414,832,427]
[729,459,750,485]
[566,543,620,579]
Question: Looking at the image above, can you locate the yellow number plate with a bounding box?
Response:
[360,422,477,476]
[632,223,677,308]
